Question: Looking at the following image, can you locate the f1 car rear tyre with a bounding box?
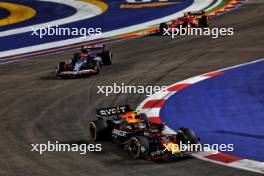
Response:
[89,120,107,141]
[128,136,149,159]
[100,50,112,65]
[159,23,168,35]
[198,16,208,27]
[177,128,200,144]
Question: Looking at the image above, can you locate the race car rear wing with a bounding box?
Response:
[96,105,132,117]
[187,11,204,15]
[86,44,105,50]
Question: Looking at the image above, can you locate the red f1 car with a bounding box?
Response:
[159,11,209,34]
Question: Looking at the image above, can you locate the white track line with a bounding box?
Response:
[0,0,102,37]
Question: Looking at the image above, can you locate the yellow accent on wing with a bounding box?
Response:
[0,2,36,27]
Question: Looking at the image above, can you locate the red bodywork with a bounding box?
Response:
[168,14,199,32]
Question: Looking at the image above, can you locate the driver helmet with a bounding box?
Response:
[123,111,142,123]
[81,46,90,54]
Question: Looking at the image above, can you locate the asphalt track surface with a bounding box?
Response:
[0,1,263,176]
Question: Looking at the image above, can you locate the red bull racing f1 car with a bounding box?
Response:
[89,105,201,160]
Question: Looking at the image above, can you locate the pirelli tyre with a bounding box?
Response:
[100,50,112,65]
[159,23,168,35]
[198,16,208,27]
[128,136,149,159]
[56,62,65,75]
[93,62,100,75]
[177,128,200,144]
[89,119,107,141]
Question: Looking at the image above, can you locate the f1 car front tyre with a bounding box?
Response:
[128,136,149,159]
[177,128,200,144]
[93,62,100,75]
[89,120,107,141]
[100,50,112,65]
